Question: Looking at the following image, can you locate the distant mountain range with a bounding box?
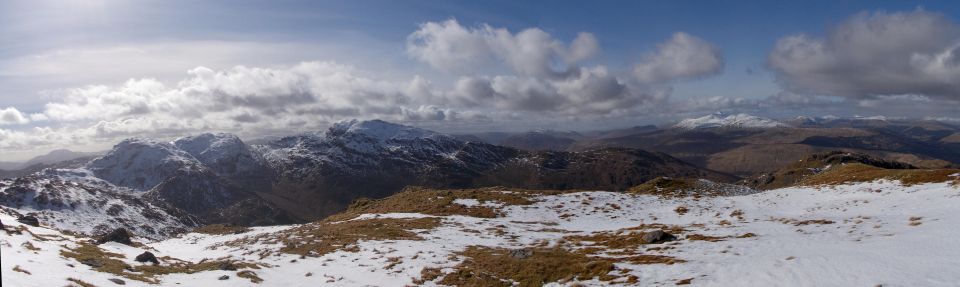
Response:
[0,119,730,238]
[454,114,960,177]
[0,149,101,171]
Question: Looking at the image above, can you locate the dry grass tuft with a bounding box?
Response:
[60,243,261,284]
[629,177,697,196]
[237,270,264,283]
[12,265,31,274]
[227,217,441,258]
[324,186,545,222]
[685,234,728,242]
[800,163,960,186]
[436,246,619,287]
[67,278,97,287]
[191,224,251,235]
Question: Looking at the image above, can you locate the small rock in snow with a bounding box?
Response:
[17,215,39,227]
[96,228,134,245]
[135,251,160,265]
[108,278,126,285]
[80,258,104,268]
[219,262,238,271]
[218,275,230,280]
[641,230,677,244]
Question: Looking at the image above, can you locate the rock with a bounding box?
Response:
[218,262,238,271]
[509,248,533,259]
[17,215,39,227]
[96,228,133,245]
[0,219,4,228]
[641,230,676,244]
[218,275,230,280]
[108,278,126,285]
[135,251,160,265]
[80,258,103,268]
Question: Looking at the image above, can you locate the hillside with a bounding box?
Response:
[2,176,959,286]
[573,116,960,177]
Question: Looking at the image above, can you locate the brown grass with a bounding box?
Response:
[436,246,619,287]
[60,243,262,284]
[237,270,264,283]
[191,224,251,235]
[226,217,441,258]
[685,234,728,242]
[800,163,960,186]
[414,267,444,284]
[793,219,835,226]
[22,241,40,251]
[12,265,31,274]
[628,177,697,196]
[67,278,97,287]
[323,186,544,222]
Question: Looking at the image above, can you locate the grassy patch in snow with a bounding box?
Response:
[61,243,262,284]
[67,278,97,287]
[324,186,554,221]
[799,163,960,186]
[435,246,620,287]
[191,224,251,235]
[226,217,441,258]
[628,177,697,196]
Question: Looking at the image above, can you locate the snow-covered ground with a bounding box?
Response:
[3,180,959,286]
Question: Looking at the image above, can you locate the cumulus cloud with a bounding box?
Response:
[769,9,960,99]
[0,107,29,125]
[2,21,727,160]
[406,19,599,78]
[633,32,724,84]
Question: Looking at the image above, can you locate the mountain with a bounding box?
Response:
[0,169,195,239]
[498,130,584,151]
[0,119,736,238]
[574,117,960,177]
[0,149,100,174]
[254,119,732,219]
[674,112,786,129]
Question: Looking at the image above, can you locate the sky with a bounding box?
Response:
[2,0,960,161]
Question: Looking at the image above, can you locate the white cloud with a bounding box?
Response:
[769,10,960,99]
[633,32,724,84]
[1,22,729,160]
[0,107,29,125]
[406,19,599,78]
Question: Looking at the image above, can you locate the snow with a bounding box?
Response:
[0,173,193,239]
[3,180,960,286]
[331,119,443,142]
[674,112,786,129]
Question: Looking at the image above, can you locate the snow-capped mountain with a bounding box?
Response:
[86,138,207,192]
[0,119,736,239]
[674,112,786,129]
[0,170,195,239]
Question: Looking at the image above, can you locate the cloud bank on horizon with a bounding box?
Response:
[1,5,960,160]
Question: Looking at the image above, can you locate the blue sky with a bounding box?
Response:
[2,0,960,160]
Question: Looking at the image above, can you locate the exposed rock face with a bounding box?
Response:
[16,215,39,227]
[743,151,919,190]
[135,251,159,265]
[0,173,195,239]
[95,228,134,245]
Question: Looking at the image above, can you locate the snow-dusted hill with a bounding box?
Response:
[0,170,195,239]
[674,113,786,129]
[3,179,959,286]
